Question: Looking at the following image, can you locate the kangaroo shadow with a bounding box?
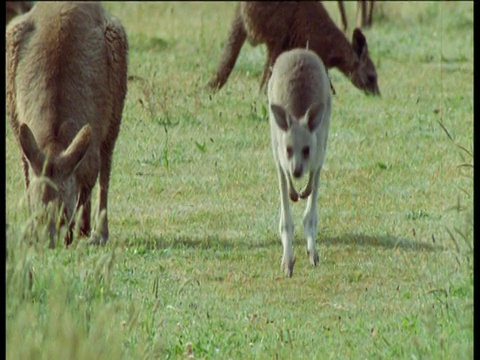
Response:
[119,233,251,252]
[117,231,445,253]
[322,233,446,252]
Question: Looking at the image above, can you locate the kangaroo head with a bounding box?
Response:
[350,28,380,96]
[19,123,92,237]
[271,102,323,179]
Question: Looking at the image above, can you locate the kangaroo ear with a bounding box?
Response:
[352,28,368,58]
[304,102,324,132]
[19,123,48,177]
[270,104,290,131]
[57,125,92,178]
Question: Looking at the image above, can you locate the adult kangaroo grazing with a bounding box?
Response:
[208,1,380,96]
[268,49,332,277]
[6,2,128,247]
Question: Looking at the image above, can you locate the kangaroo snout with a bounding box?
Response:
[292,166,303,179]
[366,84,381,96]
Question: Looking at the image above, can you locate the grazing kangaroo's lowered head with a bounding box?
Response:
[19,121,92,222]
[349,28,380,96]
[268,49,332,277]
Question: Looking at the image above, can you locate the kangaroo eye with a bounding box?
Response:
[286,146,293,158]
[302,146,310,158]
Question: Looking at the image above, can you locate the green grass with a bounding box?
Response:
[6,2,473,359]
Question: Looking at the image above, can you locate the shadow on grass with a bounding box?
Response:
[324,233,446,252]
[117,231,446,253]
[130,35,171,53]
[119,234,254,252]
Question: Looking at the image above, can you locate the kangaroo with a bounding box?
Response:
[268,48,332,277]
[6,2,128,247]
[338,0,375,33]
[208,1,380,96]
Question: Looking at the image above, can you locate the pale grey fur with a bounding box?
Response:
[268,49,332,277]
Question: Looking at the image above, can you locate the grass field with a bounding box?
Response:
[5,2,473,359]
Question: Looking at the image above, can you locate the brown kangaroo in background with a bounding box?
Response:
[208,2,380,96]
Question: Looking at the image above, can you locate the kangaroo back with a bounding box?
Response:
[269,50,331,121]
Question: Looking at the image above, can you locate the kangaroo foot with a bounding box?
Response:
[282,255,296,278]
[307,249,319,267]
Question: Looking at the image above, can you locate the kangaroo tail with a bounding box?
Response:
[208,4,247,91]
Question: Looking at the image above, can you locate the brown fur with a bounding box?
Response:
[208,1,380,96]
[6,2,128,247]
[6,1,34,26]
